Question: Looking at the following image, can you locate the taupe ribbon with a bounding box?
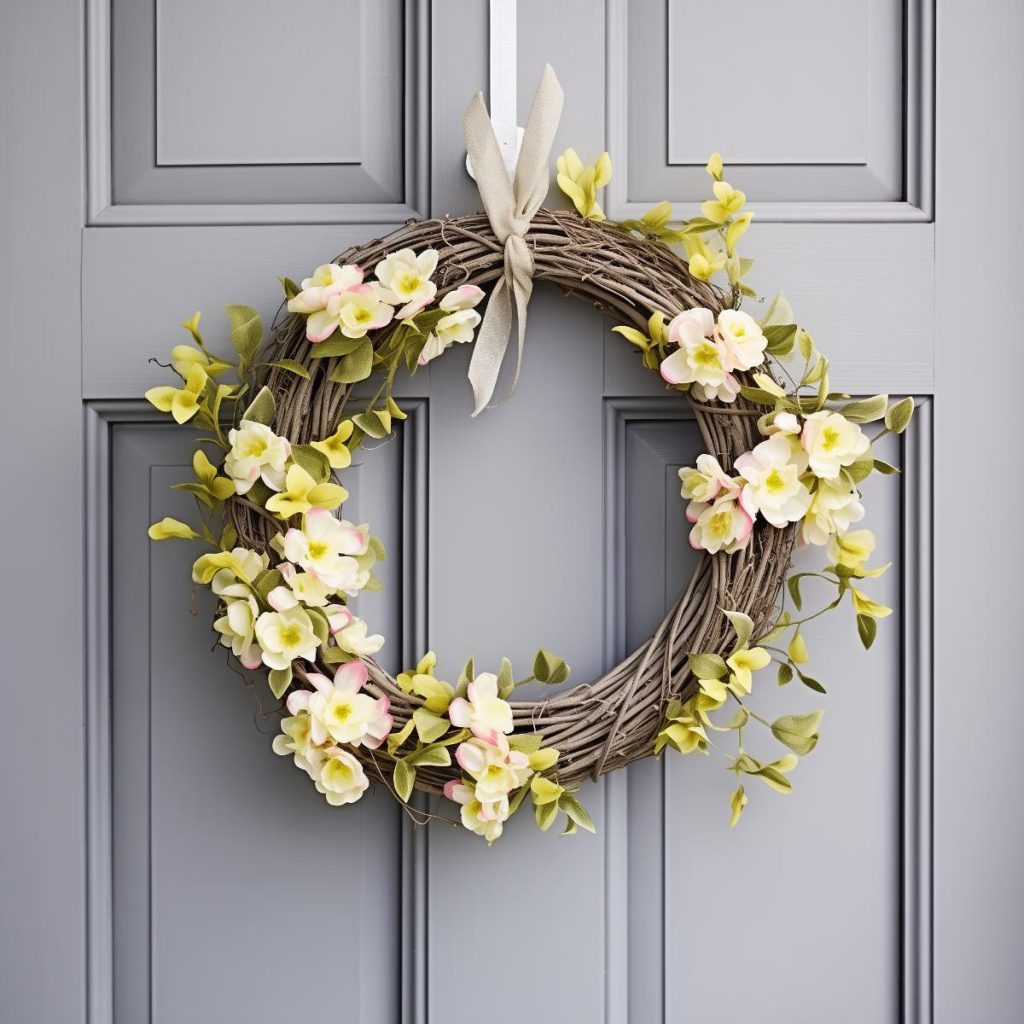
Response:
[462,64,564,415]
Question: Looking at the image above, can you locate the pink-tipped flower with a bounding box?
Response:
[447,672,513,744]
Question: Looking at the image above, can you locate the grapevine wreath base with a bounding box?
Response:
[230,210,795,793]
[146,68,909,838]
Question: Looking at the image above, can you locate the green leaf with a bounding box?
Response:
[507,784,529,817]
[321,644,352,665]
[558,793,596,834]
[797,327,815,361]
[724,610,754,651]
[242,386,276,426]
[507,732,544,754]
[353,409,392,439]
[885,396,915,434]
[846,455,875,483]
[268,666,292,699]
[171,481,216,508]
[856,613,878,650]
[873,458,901,475]
[497,657,515,699]
[225,304,262,368]
[252,568,284,604]
[267,358,311,379]
[535,798,559,832]
[787,575,803,611]
[763,323,797,357]
[393,760,415,802]
[456,656,475,698]
[367,535,387,562]
[413,707,450,743]
[771,711,823,756]
[406,744,452,768]
[760,292,794,328]
[688,652,728,679]
[307,334,366,359]
[841,394,888,423]
[279,276,300,300]
[757,767,793,793]
[738,385,783,407]
[777,662,794,686]
[306,607,330,646]
[611,325,650,350]
[729,785,747,827]
[796,670,826,694]
[291,443,331,483]
[752,373,787,398]
[723,706,749,730]
[328,338,374,384]
[533,648,570,685]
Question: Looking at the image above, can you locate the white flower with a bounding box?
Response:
[324,604,353,634]
[761,411,802,436]
[272,711,322,779]
[454,735,532,803]
[690,376,741,403]
[267,561,332,610]
[278,508,368,591]
[286,660,392,750]
[334,616,385,657]
[210,566,251,600]
[678,454,738,504]
[306,284,395,343]
[212,571,262,670]
[315,747,369,807]
[374,247,439,319]
[443,779,508,843]
[660,324,738,401]
[440,284,486,313]
[287,263,363,315]
[418,287,486,365]
[686,494,753,554]
[734,435,813,528]
[448,673,513,743]
[668,306,715,340]
[801,479,866,545]
[800,411,870,480]
[716,309,767,371]
[224,420,292,495]
[254,606,320,670]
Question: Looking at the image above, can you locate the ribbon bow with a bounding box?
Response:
[462,64,564,416]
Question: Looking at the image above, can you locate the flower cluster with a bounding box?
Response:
[384,652,574,844]
[272,660,392,806]
[285,250,486,367]
[659,306,767,403]
[191,504,383,698]
[679,406,871,554]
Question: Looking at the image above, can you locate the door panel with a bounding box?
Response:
[106,419,417,1020]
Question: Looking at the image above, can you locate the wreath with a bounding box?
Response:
[146,69,913,841]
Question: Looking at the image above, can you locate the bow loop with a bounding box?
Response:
[462,65,564,415]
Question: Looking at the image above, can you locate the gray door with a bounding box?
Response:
[3,1,1023,1021]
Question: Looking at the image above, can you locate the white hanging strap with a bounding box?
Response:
[467,0,524,181]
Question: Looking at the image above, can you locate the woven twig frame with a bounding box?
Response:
[229,210,796,795]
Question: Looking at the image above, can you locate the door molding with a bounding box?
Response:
[600,396,933,1023]
[85,0,432,226]
[83,399,430,1023]
[605,0,935,224]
